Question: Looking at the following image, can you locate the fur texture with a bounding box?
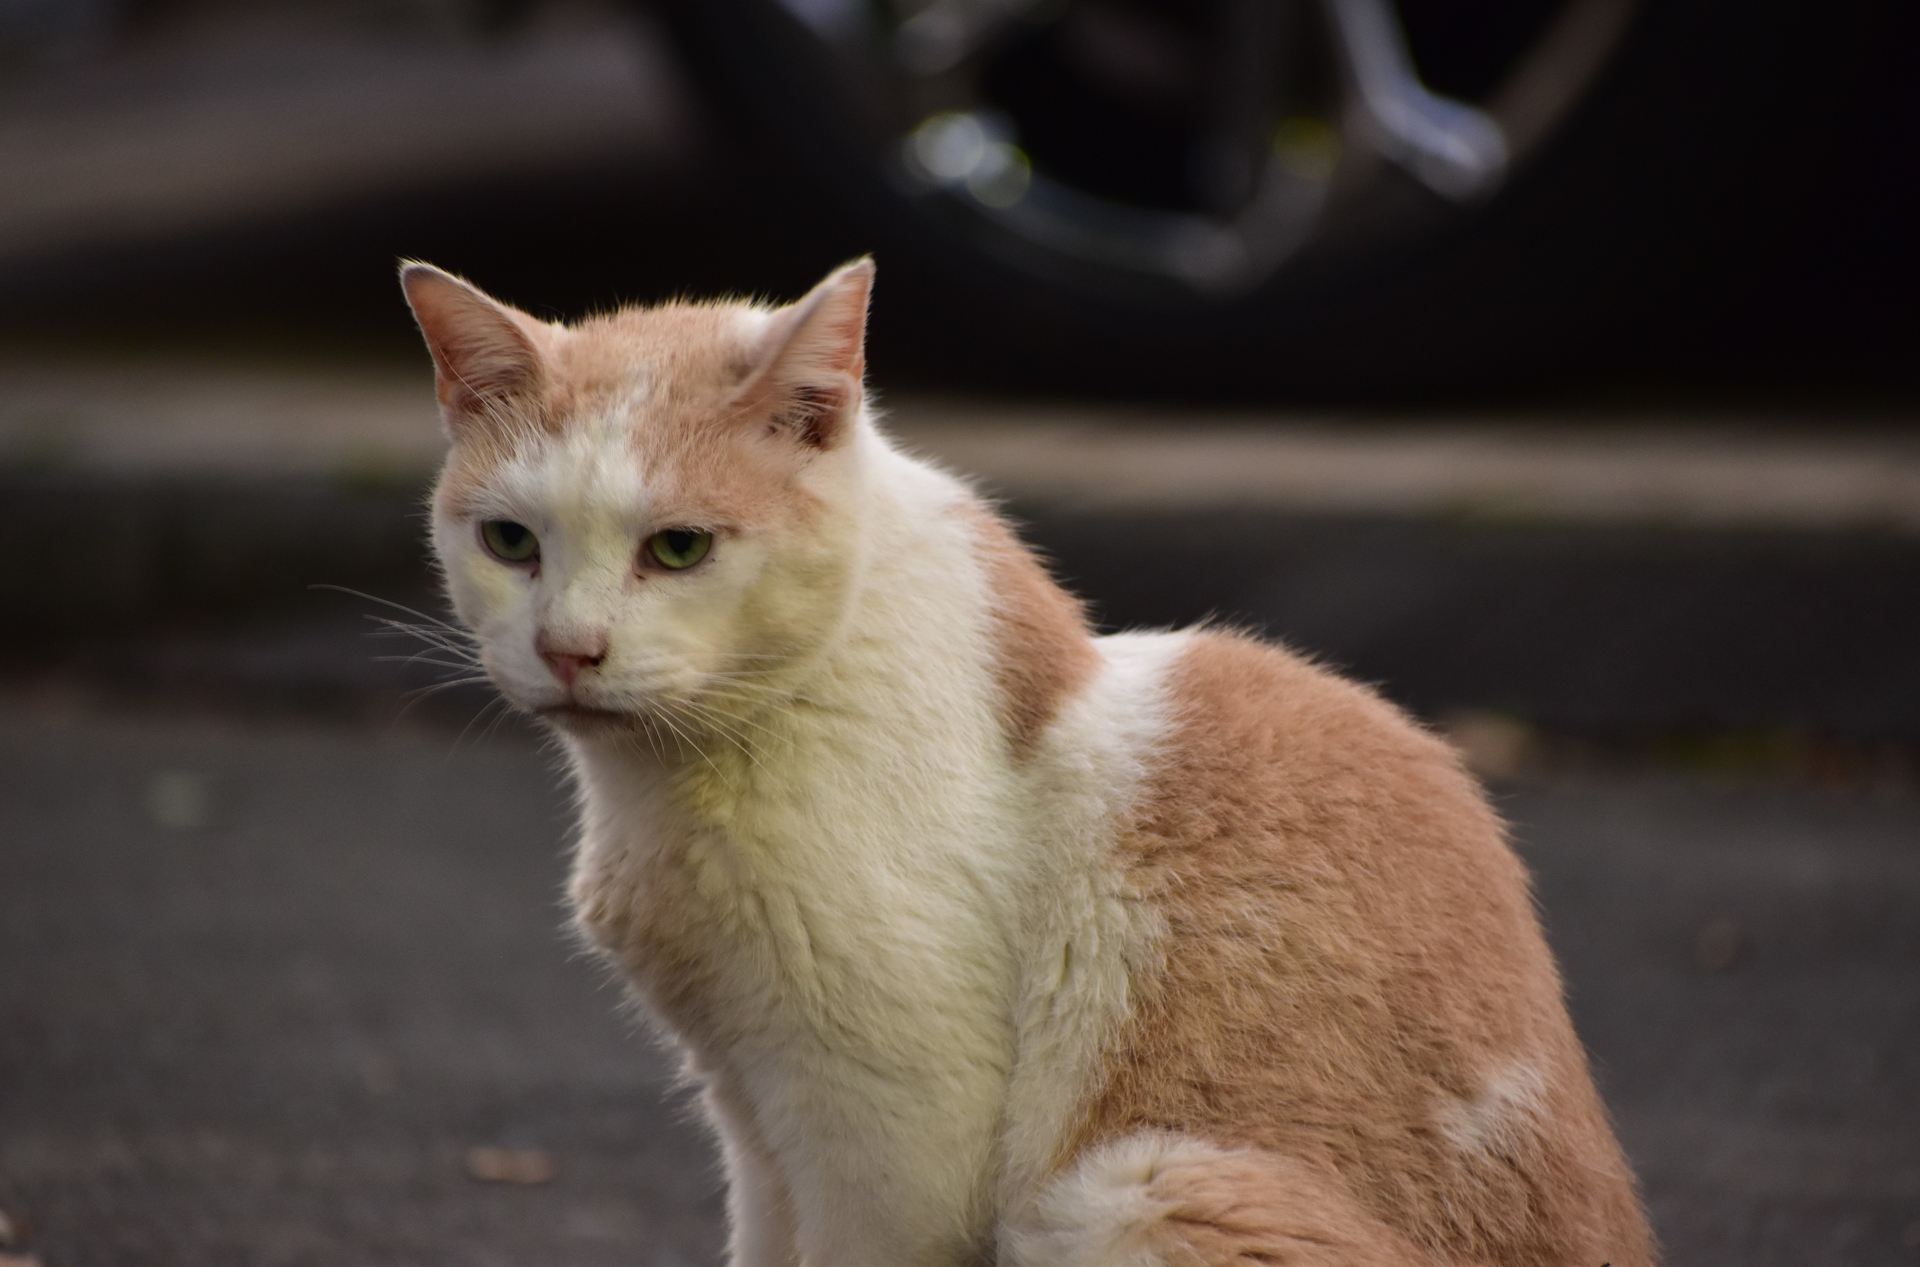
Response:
[403,258,1654,1267]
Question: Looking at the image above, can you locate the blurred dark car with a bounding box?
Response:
[2,0,1911,397]
[663,0,1917,397]
[672,1,1625,351]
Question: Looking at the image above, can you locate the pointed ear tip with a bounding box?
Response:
[815,258,874,312]
[818,257,874,291]
[398,261,449,299]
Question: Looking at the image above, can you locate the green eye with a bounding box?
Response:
[647,527,713,570]
[481,519,538,563]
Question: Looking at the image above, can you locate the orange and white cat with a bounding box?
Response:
[403,258,1652,1267]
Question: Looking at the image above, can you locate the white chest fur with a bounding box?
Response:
[572,740,1020,1267]
[562,453,1184,1267]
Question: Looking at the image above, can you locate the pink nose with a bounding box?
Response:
[537,632,608,688]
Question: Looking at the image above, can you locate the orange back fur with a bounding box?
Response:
[1069,632,1652,1266]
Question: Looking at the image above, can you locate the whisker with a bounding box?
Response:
[477,698,521,746]
[370,631,480,661]
[687,687,792,726]
[652,702,729,782]
[686,703,789,752]
[690,678,792,699]
[452,695,512,753]
[391,675,494,725]
[655,705,703,762]
[400,675,493,700]
[669,699,764,769]
[649,707,694,764]
[311,585,470,636]
[364,620,479,655]
[375,654,482,673]
[364,612,476,640]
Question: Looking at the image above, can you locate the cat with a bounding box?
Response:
[402,257,1653,1267]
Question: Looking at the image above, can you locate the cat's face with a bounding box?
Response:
[404,260,875,737]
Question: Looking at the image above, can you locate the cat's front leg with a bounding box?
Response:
[705,1080,805,1267]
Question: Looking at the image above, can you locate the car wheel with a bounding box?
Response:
[663,0,1639,389]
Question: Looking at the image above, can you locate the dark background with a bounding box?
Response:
[0,0,1914,402]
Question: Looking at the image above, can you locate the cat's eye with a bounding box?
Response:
[481,519,539,563]
[646,528,713,571]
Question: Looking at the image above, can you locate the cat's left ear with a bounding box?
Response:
[739,257,873,451]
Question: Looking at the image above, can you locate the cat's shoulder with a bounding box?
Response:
[1159,627,1449,758]
[1119,627,1493,843]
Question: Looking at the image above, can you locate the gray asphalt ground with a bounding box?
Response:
[0,709,724,1267]
[2,703,1917,1267]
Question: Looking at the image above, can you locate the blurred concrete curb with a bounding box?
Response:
[4,360,1917,741]
[2,470,432,640]
[11,467,1920,746]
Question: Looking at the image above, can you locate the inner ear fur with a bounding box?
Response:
[738,258,873,450]
[400,261,548,433]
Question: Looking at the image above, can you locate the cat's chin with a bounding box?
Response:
[538,703,643,735]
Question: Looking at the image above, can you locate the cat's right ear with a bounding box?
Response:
[735,258,873,452]
[400,262,547,437]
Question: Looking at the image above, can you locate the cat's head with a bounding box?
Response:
[403,259,876,738]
